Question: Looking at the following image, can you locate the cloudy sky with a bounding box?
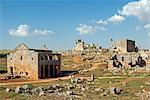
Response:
[0,0,150,50]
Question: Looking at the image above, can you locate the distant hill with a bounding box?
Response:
[0,50,13,54]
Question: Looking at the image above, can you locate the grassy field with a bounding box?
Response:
[0,64,7,71]
[0,54,150,100]
[0,50,13,54]
[0,77,150,100]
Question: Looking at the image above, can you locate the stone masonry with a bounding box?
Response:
[113,39,135,53]
[7,43,61,79]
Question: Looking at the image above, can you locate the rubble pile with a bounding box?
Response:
[4,78,126,99]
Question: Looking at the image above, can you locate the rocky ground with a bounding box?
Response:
[1,75,150,100]
[1,52,150,100]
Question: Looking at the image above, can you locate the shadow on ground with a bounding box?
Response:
[0,70,7,74]
[61,70,78,77]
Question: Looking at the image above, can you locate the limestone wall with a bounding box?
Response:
[7,50,39,79]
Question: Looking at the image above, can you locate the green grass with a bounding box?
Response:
[0,64,7,71]
[0,91,27,100]
[126,80,145,89]
[95,78,125,84]
[0,50,12,54]
[0,87,5,91]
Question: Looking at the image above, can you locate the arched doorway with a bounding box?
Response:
[50,65,53,77]
[45,65,48,78]
[10,67,13,75]
[40,65,43,79]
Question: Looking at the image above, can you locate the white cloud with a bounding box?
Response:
[77,0,150,35]
[144,24,150,30]
[108,14,125,24]
[33,29,54,35]
[95,0,150,25]
[96,15,124,25]
[76,24,96,34]
[99,27,107,31]
[9,24,29,37]
[96,19,108,25]
[136,26,141,31]
[95,26,107,31]
[9,24,54,37]
[119,0,150,23]
[76,23,107,35]
[144,24,150,37]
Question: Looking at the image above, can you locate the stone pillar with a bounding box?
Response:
[48,65,50,77]
[43,65,45,78]
[91,74,95,81]
[59,63,61,75]
[53,65,55,77]
[40,65,42,78]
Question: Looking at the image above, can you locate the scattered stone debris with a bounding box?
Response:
[70,78,82,84]
[15,86,23,93]
[22,84,31,90]
[2,78,127,100]
[145,81,150,85]
[39,91,46,96]
[109,87,123,95]
[66,91,73,96]
[135,89,150,99]
[94,87,104,92]
[90,74,95,81]
[6,88,11,92]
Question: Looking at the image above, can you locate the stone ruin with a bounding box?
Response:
[74,39,101,51]
[6,43,61,80]
[62,38,150,72]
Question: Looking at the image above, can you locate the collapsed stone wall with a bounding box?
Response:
[108,51,150,70]
[62,49,150,71]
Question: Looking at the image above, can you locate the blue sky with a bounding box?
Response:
[0,0,150,50]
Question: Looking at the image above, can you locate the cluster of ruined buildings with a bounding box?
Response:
[74,39,136,52]
[74,39,100,51]
[73,39,150,69]
[1,38,150,80]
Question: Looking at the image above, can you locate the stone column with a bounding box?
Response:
[43,65,45,78]
[40,65,42,78]
[48,65,50,77]
[91,74,95,81]
[53,65,55,77]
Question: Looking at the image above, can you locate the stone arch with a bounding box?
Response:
[41,55,44,60]
[53,55,58,60]
[49,55,53,60]
[44,55,48,60]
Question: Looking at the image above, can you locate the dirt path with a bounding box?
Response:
[0,65,148,86]
[0,76,70,86]
[1,75,148,86]
[0,66,96,86]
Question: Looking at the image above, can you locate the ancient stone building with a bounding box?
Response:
[108,52,150,70]
[113,39,135,53]
[7,43,61,79]
[74,39,85,51]
[74,39,100,51]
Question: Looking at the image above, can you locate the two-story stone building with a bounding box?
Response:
[7,43,61,79]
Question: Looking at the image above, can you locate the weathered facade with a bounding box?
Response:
[7,43,61,79]
[108,51,150,70]
[74,39,85,51]
[113,39,135,53]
